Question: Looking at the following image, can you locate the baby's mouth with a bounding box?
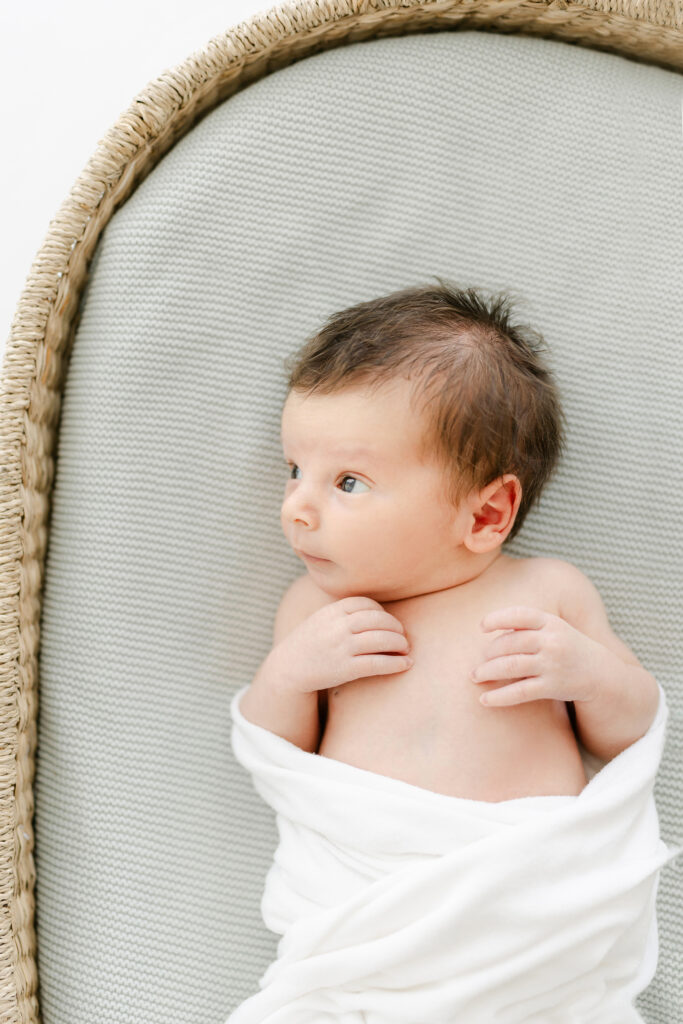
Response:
[297,549,331,564]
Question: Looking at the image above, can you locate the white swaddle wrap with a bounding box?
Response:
[227,683,680,1024]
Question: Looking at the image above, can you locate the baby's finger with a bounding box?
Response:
[480,606,548,633]
[351,653,413,678]
[479,678,542,707]
[484,629,540,660]
[351,629,410,655]
[471,653,538,683]
[347,608,406,635]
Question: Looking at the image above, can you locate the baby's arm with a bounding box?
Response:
[472,561,660,762]
[556,564,660,762]
[239,574,325,752]
[239,575,411,752]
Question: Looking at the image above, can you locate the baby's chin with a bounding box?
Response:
[304,569,346,599]
[304,564,373,600]
[306,567,420,605]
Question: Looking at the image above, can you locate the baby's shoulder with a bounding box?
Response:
[506,554,585,583]
[502,555,598,614]
[272,572,336,645]
[505,552,585,585]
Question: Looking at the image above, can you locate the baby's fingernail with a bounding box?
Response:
[480,694,488,705]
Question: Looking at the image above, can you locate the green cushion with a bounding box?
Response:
[35,27,683,1023]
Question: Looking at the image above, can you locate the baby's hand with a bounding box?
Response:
[471,606,602,707]
[274,596,412,694]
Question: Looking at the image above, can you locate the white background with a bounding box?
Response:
[0,0,278,362]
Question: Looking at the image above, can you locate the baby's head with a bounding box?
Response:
[280,279,564,600]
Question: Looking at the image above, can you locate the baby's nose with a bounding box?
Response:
[282,492,316,529]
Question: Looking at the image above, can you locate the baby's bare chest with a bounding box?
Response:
[321,588,511,754]
[317,571,585,799]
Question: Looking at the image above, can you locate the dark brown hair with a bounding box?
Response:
[283,278,565,541]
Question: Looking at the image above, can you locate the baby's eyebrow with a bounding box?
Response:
[331,445,378,459]
[281,440,380,461]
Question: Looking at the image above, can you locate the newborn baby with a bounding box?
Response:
[239,279,660,802]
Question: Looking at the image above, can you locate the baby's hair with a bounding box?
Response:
[283,277,565,541]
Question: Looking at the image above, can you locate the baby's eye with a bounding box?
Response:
[339,475,370,494]
[284,463,369,494]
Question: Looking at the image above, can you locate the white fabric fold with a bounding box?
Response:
[227,683,680,1024]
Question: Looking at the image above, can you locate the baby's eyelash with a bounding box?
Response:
[284,462,362,488]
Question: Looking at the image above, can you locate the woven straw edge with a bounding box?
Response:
[1,0,681,1019]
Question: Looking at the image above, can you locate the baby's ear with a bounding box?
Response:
[464,475,522,552]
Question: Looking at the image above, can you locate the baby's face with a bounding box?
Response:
[280,379,472,602]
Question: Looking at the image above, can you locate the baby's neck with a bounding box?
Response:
[410,546,505,601]
[348,547,506,604]
[457,546,504,585]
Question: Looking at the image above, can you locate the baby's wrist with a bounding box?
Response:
[574,641,621,704]
[266,645,314,696]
